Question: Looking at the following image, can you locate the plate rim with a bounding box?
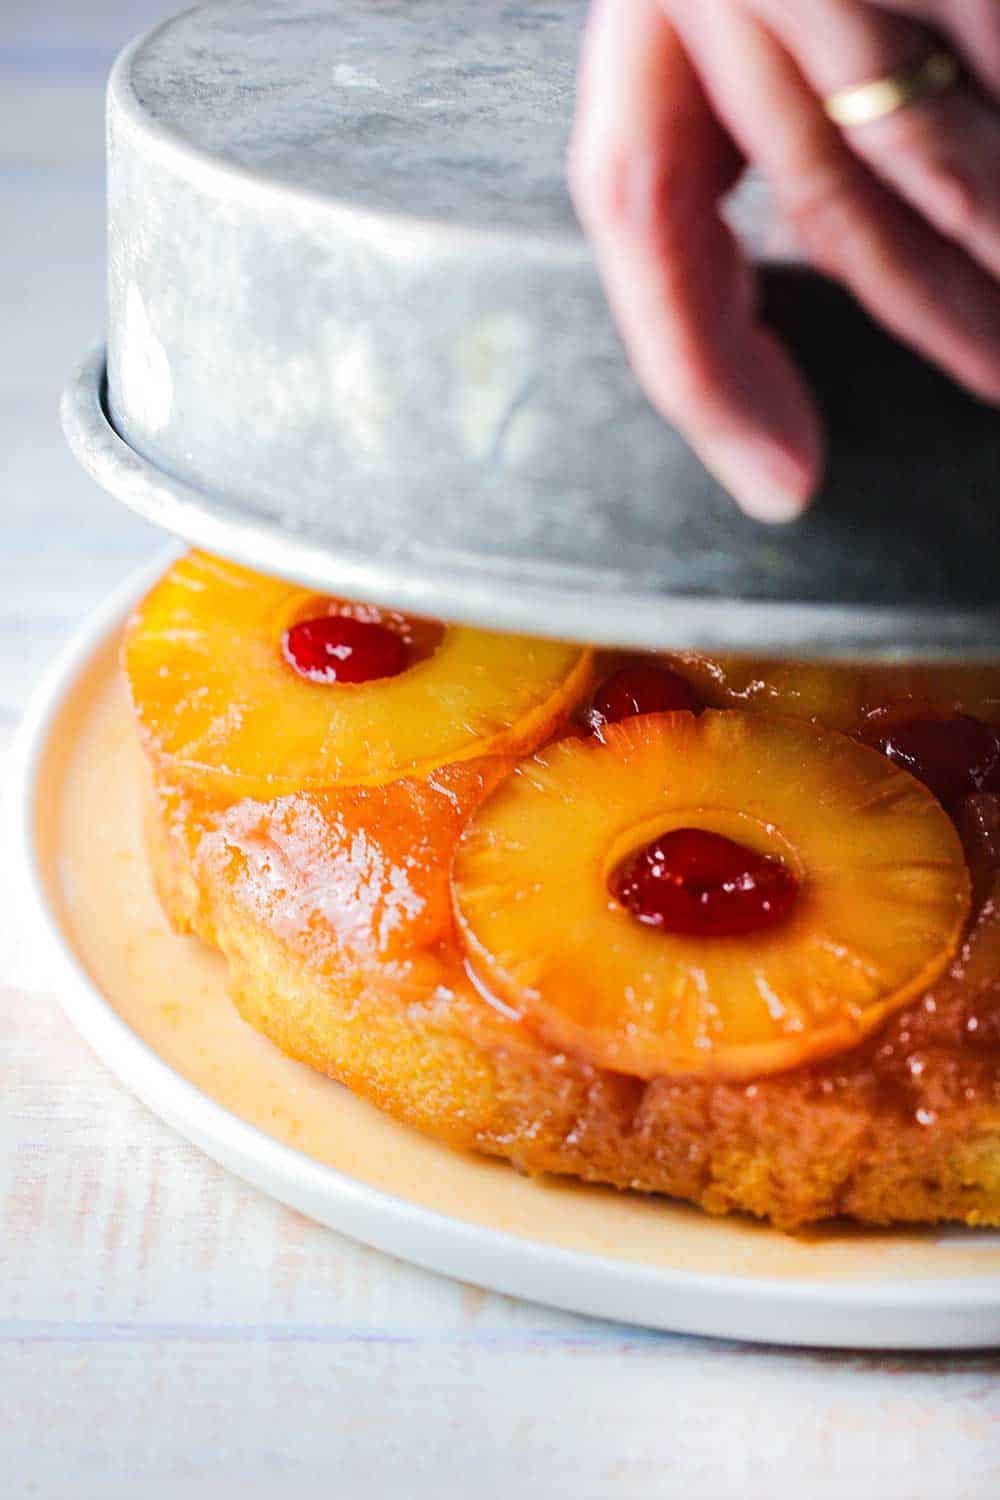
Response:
[9,558,1000,1350]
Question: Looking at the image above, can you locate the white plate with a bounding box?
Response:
[10,562,1000,1349]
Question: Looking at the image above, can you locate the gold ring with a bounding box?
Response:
[823,48,960,129]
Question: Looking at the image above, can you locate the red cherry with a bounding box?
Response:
[282,614,406,684]
[862,714,1000,812]
[587,663,702,732]
[609,827,799,938]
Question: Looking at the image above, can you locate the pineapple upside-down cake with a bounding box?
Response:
[124,552,1000,1231]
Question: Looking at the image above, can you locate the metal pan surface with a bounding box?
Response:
[88,0,1000,658]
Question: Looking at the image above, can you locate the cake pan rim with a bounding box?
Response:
[62,346,1000,661]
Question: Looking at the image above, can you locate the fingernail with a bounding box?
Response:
[704,440,814,524]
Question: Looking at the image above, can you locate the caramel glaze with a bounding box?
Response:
[144,746,1000,1231]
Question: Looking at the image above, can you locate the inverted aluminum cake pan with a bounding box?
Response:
[63,0,1000,659]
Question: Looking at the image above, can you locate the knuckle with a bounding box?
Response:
[568,134,691,250]
[859,103,983,240]
[567,134,631,229]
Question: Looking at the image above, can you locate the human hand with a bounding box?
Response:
[569,0,1000,521]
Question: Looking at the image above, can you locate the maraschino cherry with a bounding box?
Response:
[587,662,702,732]
[283,614,406,684]
[863,713,1000,812]
[610,827,798,938]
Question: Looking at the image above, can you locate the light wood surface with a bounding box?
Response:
[1,6,998,1496]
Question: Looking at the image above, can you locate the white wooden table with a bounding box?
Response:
[1,6,998,1496]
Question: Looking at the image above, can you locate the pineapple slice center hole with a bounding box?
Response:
[604,808,804,937]
[273,593,445,684]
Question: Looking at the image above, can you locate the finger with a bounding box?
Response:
[669,2,1000,403]
[752,0,1000,284]
[873,0,1000,99]
[570,0,822,521]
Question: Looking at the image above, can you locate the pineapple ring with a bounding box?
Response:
[452,711,971,1081]
[124,552,592,800]
[662,653,1000,732]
